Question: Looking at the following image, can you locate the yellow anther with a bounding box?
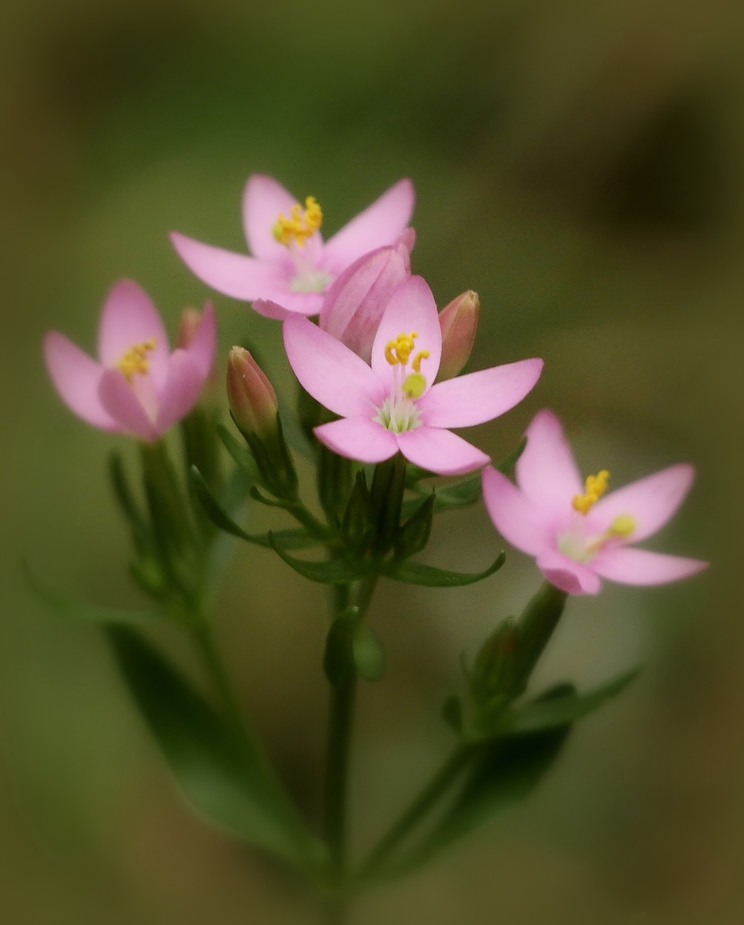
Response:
[116,339,156,383]
[412,349,430,373]
[272,196,323,248]
[402,372,427,398]
[608,514,636,537]
[384,332,418,366]
[572,469,610,514]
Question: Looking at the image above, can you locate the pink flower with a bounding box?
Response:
[283,276,543,476]
[170,174,415,319]
[44,280,217,442]
[481,409,708,595]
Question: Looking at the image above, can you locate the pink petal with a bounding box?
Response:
[319,244,411,362]
[395,426,489,476]
[154,352,205,434]
[283,317,384,418]
[97,281,169,386]
[591,464,696,543]
[516,410,583,518]
[481,466,550,556]
[43,332,120,431]
[314,417,398,464]
[536,549,602,595]
[170,233,287,302]
[323,178,415,268]
[418,358,543,428]
[242,174,302,261]
[591,547,708,586]
[253,293,324,319]
[98,368,159,441]
[370,276,442,387]
[182,302,216,379]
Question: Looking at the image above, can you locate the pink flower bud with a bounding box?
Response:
[436,290,479,381]
[226,347,279,440]
[319,243,411,362]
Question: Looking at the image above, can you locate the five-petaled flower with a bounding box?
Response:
[481,409,708,594]
[43,280,216,442]
[283,276,543,476]
[170,174,415,319]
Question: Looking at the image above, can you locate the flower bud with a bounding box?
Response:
[226,347,279,441]
[319,243,411,362]
[436,290,479,381]
[226,347,297,499]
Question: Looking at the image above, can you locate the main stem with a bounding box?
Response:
[324,664,357,879]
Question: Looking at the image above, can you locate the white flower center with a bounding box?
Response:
[558,512,637,563]
[374,331,430,434]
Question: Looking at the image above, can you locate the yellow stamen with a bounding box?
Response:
[116,339,156,383]
[272,196,323,248]
[412,349,430,373]
[608,514,636,537]
[384,332,418,366]
[572,469,609,514]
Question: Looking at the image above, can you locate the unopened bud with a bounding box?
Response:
[319,243,411,363]
[437,290,479,381]
[226,347,278,441]
[177,304,219,395]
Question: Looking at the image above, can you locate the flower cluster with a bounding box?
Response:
[44,173,706,596]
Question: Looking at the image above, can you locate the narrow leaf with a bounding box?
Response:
[270,535,367,584]
[217,423,261,481]
[25,562,159,624]
[471,667,642,741]
[383,552,505,587]
[408,685,573,866]
[190,466,318,550]
[108,625,308,867]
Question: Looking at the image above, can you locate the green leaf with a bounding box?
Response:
[409,685,573,865]
[108,625,310,867]
[430,475,481,510]
[269,535,367,584]
[382,552,505,587]
[190,466,318,550]
[441,695,463,733]
[395,493,435,559]
[217,423,261,481]
[470,667,642,741]
[494,437,527,476]
[25,562,159,624]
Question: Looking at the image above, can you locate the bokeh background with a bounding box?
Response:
[2,0,743,922]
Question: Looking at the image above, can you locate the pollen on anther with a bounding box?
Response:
[116,339,156,383]
[272,196,323,248]
[572,469,610,514]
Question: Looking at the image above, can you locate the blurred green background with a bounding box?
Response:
[2,0,743,922]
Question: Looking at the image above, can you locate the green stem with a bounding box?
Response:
[324,664,357,879]
[361,744,474,879]
[323,575,379,886]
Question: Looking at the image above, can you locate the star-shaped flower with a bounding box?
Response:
[284,276,543,476]
[170,174,415,319]
[44,280,216,442]
[481,409,708,594]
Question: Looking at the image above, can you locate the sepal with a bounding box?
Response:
[382,552,505,587]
